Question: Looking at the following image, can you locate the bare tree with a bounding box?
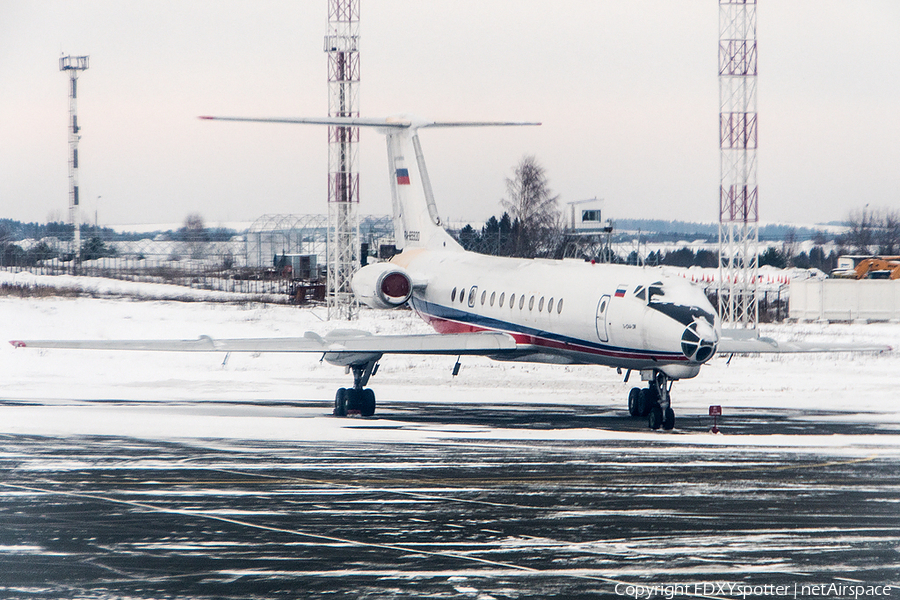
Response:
[0,222,12,246]
[502,155,561,258]
[844,207,876,255]
[180,213,209,260]
[781,228,798,268]
[844,206,900,256]
[877,209,900,256]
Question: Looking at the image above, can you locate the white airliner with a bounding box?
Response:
[11,115,890,430]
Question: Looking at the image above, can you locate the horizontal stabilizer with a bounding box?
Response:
[199,116,409,128]
[199,115,540,130]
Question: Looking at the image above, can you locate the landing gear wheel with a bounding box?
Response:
[648,404,663,430]
[637,388,654,417]
[360,389,376,417]
[334,388,348,417]
[662,407,675,430]
[345,388,363,413]
[628,387,641,417]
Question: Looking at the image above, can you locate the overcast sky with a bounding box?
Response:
[1,1,898,229]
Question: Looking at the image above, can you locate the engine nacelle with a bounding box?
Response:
[351,262,413,309]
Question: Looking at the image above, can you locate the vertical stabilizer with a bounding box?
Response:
[385,127,462,252]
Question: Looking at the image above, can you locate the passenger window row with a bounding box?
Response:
[450,286,563,315]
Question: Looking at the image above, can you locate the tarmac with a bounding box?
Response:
[0,399,898,599]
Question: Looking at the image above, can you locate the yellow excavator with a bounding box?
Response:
[853,257,900,280]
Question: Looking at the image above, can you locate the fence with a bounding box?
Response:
[0,239,301,299]
[789,278,900,322]
[0,214,395,301]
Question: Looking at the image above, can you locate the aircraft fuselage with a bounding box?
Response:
[394,248,719,380]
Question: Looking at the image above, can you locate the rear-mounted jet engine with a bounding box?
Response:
[351,262,413,309]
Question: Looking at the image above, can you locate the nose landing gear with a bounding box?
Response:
[627,370,675,430]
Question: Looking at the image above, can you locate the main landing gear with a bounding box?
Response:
[627,370,675,431]
[333,361,378,418]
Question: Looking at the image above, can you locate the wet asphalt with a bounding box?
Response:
[0,400,898,599]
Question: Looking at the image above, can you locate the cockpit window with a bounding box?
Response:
[634,286,646,301]
[648,282,665,301]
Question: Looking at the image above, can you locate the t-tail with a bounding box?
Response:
[199,115,539,251]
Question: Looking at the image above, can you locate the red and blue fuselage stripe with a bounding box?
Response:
[410,297,686,363]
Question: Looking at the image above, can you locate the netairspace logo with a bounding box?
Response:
[613,582,893,600]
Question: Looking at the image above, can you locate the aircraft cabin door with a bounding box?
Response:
[595,294,610,342]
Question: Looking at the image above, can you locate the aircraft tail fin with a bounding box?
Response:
[200,115,539,252]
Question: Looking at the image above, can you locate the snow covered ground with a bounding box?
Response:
[4,277,897,597]
[1,276,898,453]
[0,269,285,303]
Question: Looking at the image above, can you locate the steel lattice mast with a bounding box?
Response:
[718,0,759,328]
[325,0,361,320]
[60,55,89,262]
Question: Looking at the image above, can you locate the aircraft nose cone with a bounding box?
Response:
[695,320,718,344]
[681,320,718,364]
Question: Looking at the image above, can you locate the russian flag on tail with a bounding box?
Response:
[396,168,410,185]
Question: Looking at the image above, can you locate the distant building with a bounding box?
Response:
[568,198,613,233]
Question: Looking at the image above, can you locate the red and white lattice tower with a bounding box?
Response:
[60,55,89,262]
[718,0,759,328]
[325,0,361,320]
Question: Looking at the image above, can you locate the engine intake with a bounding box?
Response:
[351,262,413,309]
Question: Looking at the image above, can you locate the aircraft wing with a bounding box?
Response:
[9,331,518,356]
[717,334,892,354]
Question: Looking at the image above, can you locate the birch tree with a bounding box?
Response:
[502,155,561,258]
